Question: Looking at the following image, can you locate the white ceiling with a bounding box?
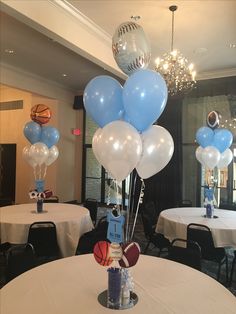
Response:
[0,0,236,93]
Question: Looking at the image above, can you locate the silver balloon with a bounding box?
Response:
[201,146,221,170]
[22,146,37,168]
[28,142,49,166]
[45,145,59,166]
[92,120,142,182]
[112,21,151,75]
[217,148,233,169]
[136,125,174,179]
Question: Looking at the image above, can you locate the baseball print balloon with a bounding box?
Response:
[112,21,151,75]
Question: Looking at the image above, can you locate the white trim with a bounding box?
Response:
[197,68,236,81]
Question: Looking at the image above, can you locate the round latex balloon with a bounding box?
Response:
[83,76,124,128]
[40,126,60,148]
[22,146,37,168]
[136,125,174,179]
[92,120,142,181]
[206,111,221,129]
[195,146,205,166]
[28,142,49,166]
[23,121,42,144]
[45,145,59,166]
[196,126,214,148]
[112,21,151,75]
[30,104,51,125]
[123,69,168,132]
[92,128,103,161]
[217,148,233,169]
[201,146,221,170]
[213,128,233,153]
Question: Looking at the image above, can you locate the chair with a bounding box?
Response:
[27,221,61,263]
[5,243,37,283]
[229,250,236,286]
[43,196,59,203]
[84,198,98,225]
[178,199,192,207]
[187,223,228,283]
[141,202,170,255]
[168,238,201,270]
[76,216,108,255]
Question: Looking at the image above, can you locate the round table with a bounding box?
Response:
[1,254,235,314]
[0,203,94,257]
[156,207,236,248]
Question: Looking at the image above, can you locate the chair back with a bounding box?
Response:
[6,243,36,282]
[27,221,60,259]
[84,198,98,225]
[168,238,201,270]
[76,216,108,254]
[141,201,158,238]
[187,223,215,257]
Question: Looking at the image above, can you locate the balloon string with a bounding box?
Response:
[116,180,121,215]
[130,179,145,241]
[126,171,137,242]
[125,171,133,242]
[43,164,47,179]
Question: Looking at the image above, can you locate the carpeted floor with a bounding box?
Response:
[1,208,235,297]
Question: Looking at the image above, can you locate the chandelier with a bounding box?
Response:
[155,5,196,96]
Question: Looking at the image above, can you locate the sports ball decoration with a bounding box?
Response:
[93,241,113,266]
[30,104,51,125]
[112,21,151,76]
[206,111,221,129]
[119,242,140,268]
[109,242,123,261]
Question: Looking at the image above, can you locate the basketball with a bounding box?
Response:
[30,104,51,125]
[119,242,140,268]
[93,241,113,266]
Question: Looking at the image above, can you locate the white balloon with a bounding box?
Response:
[92,128,103,162]
[217,148,233,169]
[195,146,205,166]
[28,142,49,166]
[22,146,37,168]
[45,145,59,166]
[201,146,221,170]
[92,120,142,181]
[136,125,174,179]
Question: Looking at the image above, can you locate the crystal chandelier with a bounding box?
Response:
[155,5,196,96]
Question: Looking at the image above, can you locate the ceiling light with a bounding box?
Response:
[229,43,236,48]
[62,74,67,77]
[4,49,14,54]
[154,5,196,96]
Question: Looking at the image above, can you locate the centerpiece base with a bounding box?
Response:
[98,290,138,310]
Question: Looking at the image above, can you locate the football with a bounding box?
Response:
[119,242,140,268]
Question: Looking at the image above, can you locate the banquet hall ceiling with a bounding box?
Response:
[0,0,236,93]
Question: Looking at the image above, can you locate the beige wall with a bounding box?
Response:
[0,67,83,203]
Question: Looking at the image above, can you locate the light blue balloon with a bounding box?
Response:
[196,126,214,148]
[213,128,233,153]
[41,126,60,148]
[23,121,41,144]
[123,69,168,132]
[83,75,124,127]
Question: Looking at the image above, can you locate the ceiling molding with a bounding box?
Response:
[197,68,236,81]
[50,0,112,43]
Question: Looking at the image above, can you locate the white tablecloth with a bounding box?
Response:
[0,203,94,257]
[1,254,235,314]
[156,207,236,248]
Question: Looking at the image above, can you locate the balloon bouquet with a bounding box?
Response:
[195,111,233,217]
[22,104,60,212]
[83,20,174,309]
